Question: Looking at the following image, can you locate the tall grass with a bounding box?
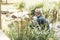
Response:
[4,18,51,40]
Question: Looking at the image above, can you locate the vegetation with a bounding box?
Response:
[6,18,50,40]
[2,0,60,40]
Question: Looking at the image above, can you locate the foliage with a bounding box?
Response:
[2,0,60,40]
[29,3,44,15]
[16,1,25,11]
[5,18,50,40]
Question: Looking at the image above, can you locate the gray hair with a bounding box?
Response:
[35,8,42,14]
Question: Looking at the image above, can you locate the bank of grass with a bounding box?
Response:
[4,19,52,40]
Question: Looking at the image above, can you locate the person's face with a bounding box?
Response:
[35,12,41,17]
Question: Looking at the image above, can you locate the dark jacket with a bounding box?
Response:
[30,15,49,30]
[37,15,46,24]
[37,15,49,30]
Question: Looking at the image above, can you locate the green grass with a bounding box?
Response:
[4,19,51,40]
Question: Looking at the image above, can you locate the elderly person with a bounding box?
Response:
[30,8,49,30]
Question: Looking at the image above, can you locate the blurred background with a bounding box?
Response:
[0,0,60,40]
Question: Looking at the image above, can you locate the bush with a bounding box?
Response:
[5,18,50,40]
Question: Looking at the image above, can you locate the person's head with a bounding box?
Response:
[34,8,42,17]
